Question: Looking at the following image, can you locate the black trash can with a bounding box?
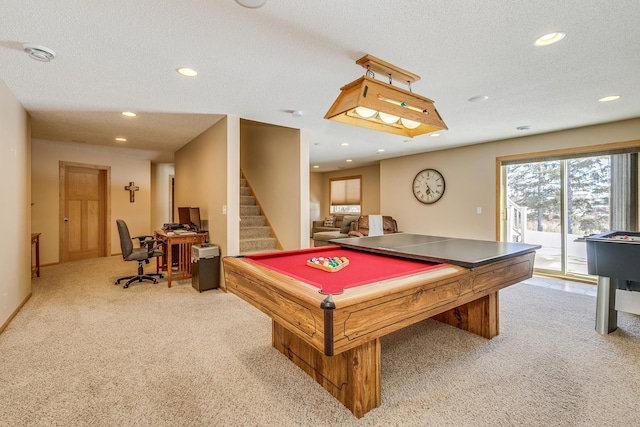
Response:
[191,244,220,292]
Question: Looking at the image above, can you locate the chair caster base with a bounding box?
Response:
[116,273,163,289]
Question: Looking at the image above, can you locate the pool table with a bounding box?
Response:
[223,239,537,418]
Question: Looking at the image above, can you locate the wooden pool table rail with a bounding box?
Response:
[223,251,535,417]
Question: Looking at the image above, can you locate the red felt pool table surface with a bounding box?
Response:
[246,246,444,294]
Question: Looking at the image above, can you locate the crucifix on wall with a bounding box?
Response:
[124,181,139,203]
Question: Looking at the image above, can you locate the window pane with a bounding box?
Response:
[506,160,562,272]
[330,205,360,214]
[567,156,611,275]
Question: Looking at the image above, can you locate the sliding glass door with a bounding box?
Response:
[565,156,611,275]
[505,160,563,273]
[503,153,637,280]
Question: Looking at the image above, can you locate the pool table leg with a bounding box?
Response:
[272,320,381,418]
[431,291,500,339]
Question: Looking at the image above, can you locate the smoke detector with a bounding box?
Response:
[23,44,56,62]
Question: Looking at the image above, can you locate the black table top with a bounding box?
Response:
[331,233,541,269]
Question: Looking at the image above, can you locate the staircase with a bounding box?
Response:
[240,175,278,254]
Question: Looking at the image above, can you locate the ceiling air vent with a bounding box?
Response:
[23,44,56,62]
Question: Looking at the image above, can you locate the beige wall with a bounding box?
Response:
[241,121,305,250]
[309,172,323,228]
[298,129,310,247]
[0,80,31,330]
[175,117,232,256]
[31,139,157,263]
[381,118,640,240]
[312,164,381,223]
[151,163,175,231]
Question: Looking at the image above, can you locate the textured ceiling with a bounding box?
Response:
[1,0,639,169]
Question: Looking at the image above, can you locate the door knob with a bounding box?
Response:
[64,217,69,222]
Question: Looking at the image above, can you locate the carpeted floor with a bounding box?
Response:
[1,256,639,426]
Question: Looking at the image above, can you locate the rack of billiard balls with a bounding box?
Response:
[306,255,349,272]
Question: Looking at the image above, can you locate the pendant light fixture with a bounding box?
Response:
[325,55,447,137]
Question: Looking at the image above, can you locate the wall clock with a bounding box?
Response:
[412,168,445,204]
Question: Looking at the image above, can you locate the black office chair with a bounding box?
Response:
[115,219,164,288]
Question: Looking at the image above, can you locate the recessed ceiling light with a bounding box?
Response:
[115,137,127,142]
[468,95,488,103]
[430,133,441,137]
[598,95,621,102]
[23,43,56,62]
[377,149,385,153]
[121,111,137,117]
[534,32,566,46]
[341,143,349,146]
[346,159,353,163]
[177,67,198,77]
[291,110,303,117]
[235,0,267,8]
[313,165,319,169]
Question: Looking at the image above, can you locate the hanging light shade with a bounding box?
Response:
[354,106,377,118]
[378,112,400,124]
[400,118,421,129]
[325,55,447,138]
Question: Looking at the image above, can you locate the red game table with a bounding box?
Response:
[223,237,537,418]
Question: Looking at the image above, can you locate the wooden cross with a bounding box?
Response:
[124,181,139,203]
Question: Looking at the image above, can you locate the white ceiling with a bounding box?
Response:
[2,1,639,169]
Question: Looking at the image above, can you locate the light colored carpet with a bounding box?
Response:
[1,256,639,426]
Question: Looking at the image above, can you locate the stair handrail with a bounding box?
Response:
[507,198,528,243]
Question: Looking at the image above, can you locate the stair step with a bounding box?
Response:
[240,179,247,187]
[241,216,266,227]
[240,237,277,253]
[240,226,271,239]
[240,195,256,206]
[240,187,251,196]
[241,248,281,255]
[240,205,261,216]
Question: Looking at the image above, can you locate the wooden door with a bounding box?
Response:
[60,162,110,262]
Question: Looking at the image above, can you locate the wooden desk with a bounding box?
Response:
[31,233,41,278]
[154,230,206,288]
